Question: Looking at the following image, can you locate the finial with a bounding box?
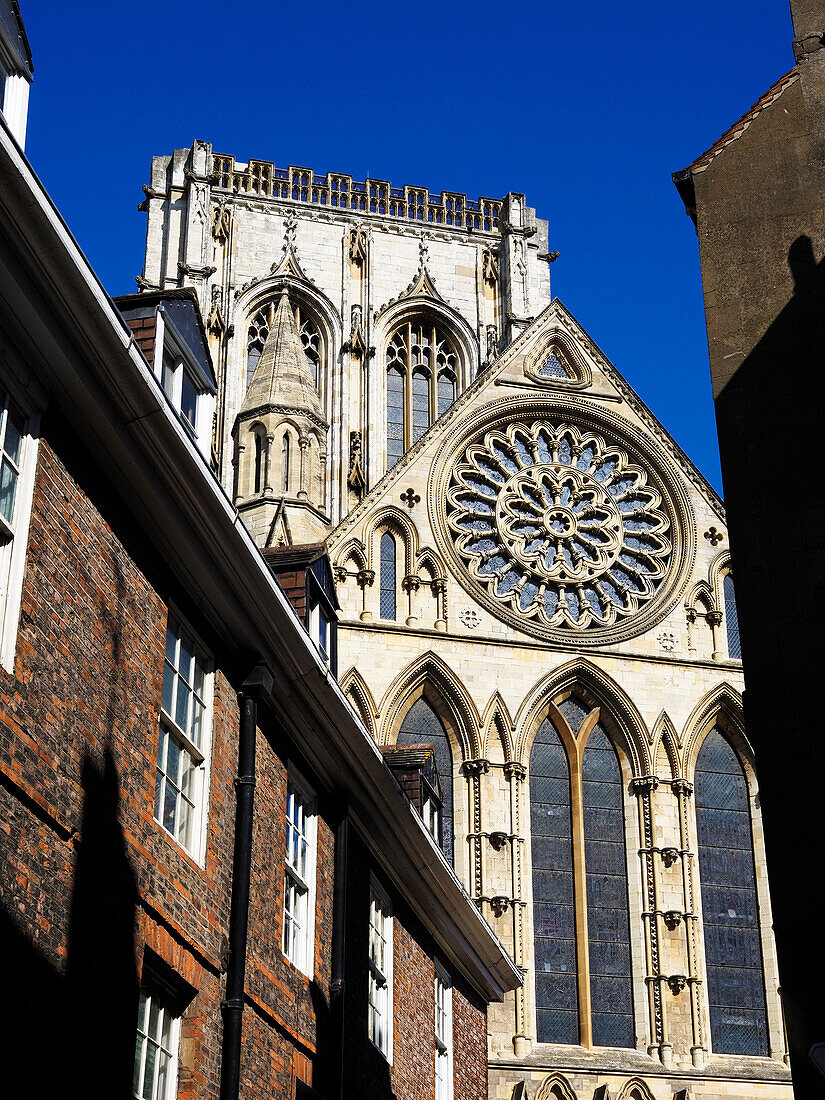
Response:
[280,284,290,300]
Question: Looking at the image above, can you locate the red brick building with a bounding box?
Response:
[0,65,520,1100]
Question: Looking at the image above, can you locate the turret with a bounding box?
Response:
[233,286,330,545]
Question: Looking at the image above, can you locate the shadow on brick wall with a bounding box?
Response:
[3,746,138,1099]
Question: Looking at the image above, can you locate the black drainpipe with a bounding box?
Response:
[220,680,260,1100]
[329,808,349,1100]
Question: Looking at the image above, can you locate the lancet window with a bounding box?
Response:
[695,727,768,1056]
[379,531,397,621]
[385,319,459,469]
[397,696,454,864]
[529,694,634,1048]
[723,573,741,659]
[246,300,323,393]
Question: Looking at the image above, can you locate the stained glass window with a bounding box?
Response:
[538,350,570,379]
[412,369,430,443]
[386,366,404,469]
[385,319,459,468]
[530,716,577,1044]
[723,574,741,660]
[582,724,634,1048]
[398,697,454,864]
[695,728,768,1055]
[438,371,456,418]
[379,532,396,621]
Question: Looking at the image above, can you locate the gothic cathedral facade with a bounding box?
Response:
[140,142,792,1100]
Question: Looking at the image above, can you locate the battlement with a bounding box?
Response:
[211,153,503,232]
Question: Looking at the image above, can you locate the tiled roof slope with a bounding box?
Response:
[680,69,798,175]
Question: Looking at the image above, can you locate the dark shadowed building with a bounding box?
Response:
[674,1,825,1094]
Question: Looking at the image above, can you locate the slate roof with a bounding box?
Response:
[0,0,32,76]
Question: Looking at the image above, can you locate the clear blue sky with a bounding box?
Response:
[22,1,794,493]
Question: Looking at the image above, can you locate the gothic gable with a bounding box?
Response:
[329,299,724,650]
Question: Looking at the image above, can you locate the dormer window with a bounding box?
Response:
[115,290,218,463]
[156,309,213,450]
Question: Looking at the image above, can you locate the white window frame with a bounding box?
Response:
[308,597,333,666]
[421,778,441,847]
[368,876,394,1062]
[133,980,181,1100]
[154,612,213,863]
[0,377,39,676]
[434,961,453,1100]
[282,766,317,978]
[153,309,214,458]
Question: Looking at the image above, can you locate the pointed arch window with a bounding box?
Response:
[385,318,460,469]
[530,714,577,1044]
[695,727,768,1056]
[253,429,264,494]
[379,531,397,621]
[529,694,634,1048]
[582,726,633,1048]
[246,299,324,395]
[397,696,454,864]
[723,573,741,659]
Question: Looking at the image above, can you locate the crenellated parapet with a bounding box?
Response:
[211,153,504,232]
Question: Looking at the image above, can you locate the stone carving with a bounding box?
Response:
[207,285,226,337]
[485,324,498,364]
[656,629,676,651]
[212,204,232,243]
[482,247,499,284]
[660,847,680,867]
[349,224,368,265]
[666,974,688,995]
[347,431,365,496]
[345,304,366,359]
[489,895,511,918]
[447,421,672,632]
[400,487,420,509]
[459,607,481,629]
[662,910,683,931]
[703,526,723,546]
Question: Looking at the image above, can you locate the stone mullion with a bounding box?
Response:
[631,776,667,1063]
[674,777,706,1065]
[404,322,413,453]
[569,751,592,1047]
[505,761,530,1057]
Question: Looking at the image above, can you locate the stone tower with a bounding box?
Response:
[141,143,792,1100]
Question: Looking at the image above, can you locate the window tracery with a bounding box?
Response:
[529,695,634,1048]
[385,318,460,469]
[246,299,323,393]
[447,420,673,637]
[695,727,768,1056]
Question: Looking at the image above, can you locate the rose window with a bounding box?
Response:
[446,420,673,631]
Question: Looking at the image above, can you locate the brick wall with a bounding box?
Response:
[343,830,489,1100]
[0,413,331,1097]
[0,408,491,1099]
[123,312,157,367]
